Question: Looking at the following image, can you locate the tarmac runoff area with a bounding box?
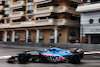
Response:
[0,46,100,67]
[0,44,100,60]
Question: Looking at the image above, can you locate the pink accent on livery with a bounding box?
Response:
[43,54,65,61]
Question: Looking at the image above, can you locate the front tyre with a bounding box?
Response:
[70,55,80,64]
[18,54,28,63]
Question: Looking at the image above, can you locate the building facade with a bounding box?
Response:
[76,0,100,44]
[0,0,80,43]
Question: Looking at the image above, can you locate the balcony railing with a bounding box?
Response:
[34,6,79,15]
[79,1,100,6]
[0,18,79,28]
[21,21,35,27]
[76,1,100,12]
[0,5,3,10]
[34,19,56,26]
[34,0,52,4]
[56,6,79,15]
[9,11,24,18]
[0,23,10,28]
[10,1,25,9]
[11,21,35,28]
[71,0,81,3]
[0,21,35,28]
[56,19,79,26]
[34,6,54,14]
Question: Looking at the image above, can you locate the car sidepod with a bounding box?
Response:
[43,54,65,62]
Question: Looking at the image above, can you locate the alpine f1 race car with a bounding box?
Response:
[7,47,84,64]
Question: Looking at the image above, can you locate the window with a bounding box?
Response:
[50,30,54,43]
[50,39,54,43]
[40,31,44,36]
[6,0,11,5]
[89,19,94,24]
[70,31,76,36]
[39,31,44,43]
[7,19,10,23]
[28,5,33,10]
[27,5,33,13]
[5,10,10,14]
[50,30,54,36]
[28,0,33,2]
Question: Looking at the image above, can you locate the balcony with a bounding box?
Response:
[56,6,79,15]
[71,0,81,3]
[76,2,100,12]
[34,6,54,14]
[34,6,79,15]
[34,0,52,4]
[9,11,24,19]
[0,23,10,29]
[56,19,79,26]
[0,21,35,28]
[0,5,3,10]
[10,21,35,28]
[34,19,56,26]
[21,21,35,27]
[10,1,25,9]
[0,15,3,19]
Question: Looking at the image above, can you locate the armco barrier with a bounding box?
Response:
[0,41,100,50]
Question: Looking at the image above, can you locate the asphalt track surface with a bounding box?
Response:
[0,47,100,67]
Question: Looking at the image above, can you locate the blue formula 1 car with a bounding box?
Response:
[7,47,84,64]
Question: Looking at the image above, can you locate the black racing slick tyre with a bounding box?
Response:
[70,55,80,64]
[18,54,28,63]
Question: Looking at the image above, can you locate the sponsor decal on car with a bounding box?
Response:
[43,54,65,61]
[47,56,60,61]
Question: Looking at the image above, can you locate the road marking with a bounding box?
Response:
[84,51,100,55]
[0,56,11,59]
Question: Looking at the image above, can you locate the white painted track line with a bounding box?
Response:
[0,56,11,59]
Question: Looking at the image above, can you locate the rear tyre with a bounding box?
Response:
[70,55,80,64]
[18,54,28,63]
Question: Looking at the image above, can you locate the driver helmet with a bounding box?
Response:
[49,46,52,51]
